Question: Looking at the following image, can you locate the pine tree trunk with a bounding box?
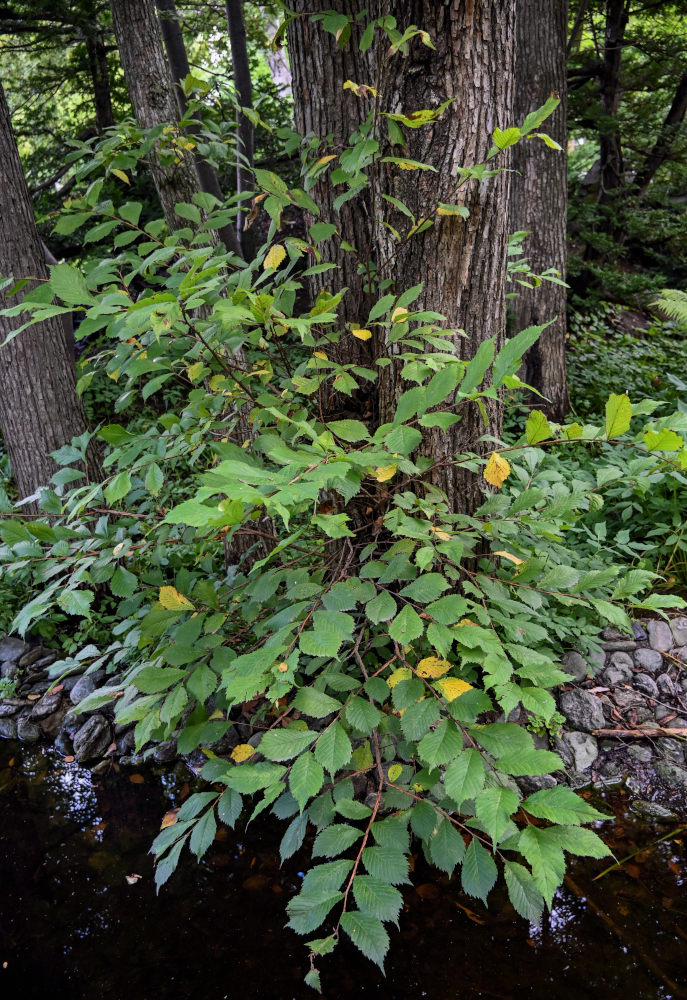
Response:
[510,0,569,421]
[0,82,101,510]
[110,0,209,236]
[376,0,516,513]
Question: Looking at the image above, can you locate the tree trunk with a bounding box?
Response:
[635,68,687,198]
[85,29,115,132]
[110,0,215,237]
[376,0,516,513]
[226,0,254,244]
[0,81,101,509]
[597,0,629,203]
[510,0,569,421]
[156,0,241,254]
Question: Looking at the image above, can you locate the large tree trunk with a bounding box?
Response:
[85,28,115,132]
[376,1,516,513]
[226,0,254,245]
[597,0,629,204]
[156,0,241,254]
[110,0,225,242]
[510,0,569,421]
[0,82,101,509]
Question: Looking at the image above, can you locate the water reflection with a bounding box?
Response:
[0,742,685,999]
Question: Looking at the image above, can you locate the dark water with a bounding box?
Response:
[1,742,686,1000]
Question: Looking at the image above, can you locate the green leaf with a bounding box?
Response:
[189,808,216,860]
[217,789,242,828]
[475,785,519,843]
[362,846,410,885]
[429,818,466,876]
[340,911,389,971]
[328,419,370,442]
[388,605,424,644]
[293,687,342,718]
[504,861,545,923]
[399,698,441,741]
[496,748,563,777]
[287,889,344,935]
[352,876,403,925]
[459,338,496,394]
[145,462,164,495]
[492,125,521,150]
[518,825,565,907]
[49,262,94,305]
[312,823,362,858]
[104,470,132,504]
[314,722,352,775]
[605,393,632,438]
[309,221,338,243]
[280,812,308,863]
[110,565,137,599]
[461,837,497,903]
[549,825,610,859]
[365,591,397,624]
[523,787,609,826]
[399,573,450,602]
[345,696,382,734]
[57,588,94,618]
[492,322,550,388]
[260,728,318,761]
[290,753,325,811]
[525,409,552,445]
[417,719,462,767]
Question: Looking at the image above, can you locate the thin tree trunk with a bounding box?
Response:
[0,81,101,510]
[635,68,687,198]
[511,0,569,421]
[41,241,75,361]
[597,0,629,204]
[226,0,254,244]
[85,29,114,132]
[376,0,516,513]
[156,0,241,254]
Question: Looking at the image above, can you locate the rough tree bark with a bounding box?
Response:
[287,1,516,514]
[156,0,241,254]
[111,0,241,255]
[510,0,569,421]
[0,81,101,508]
[225,0,254,244]
[85,28,115,132]
[597,0,629,204]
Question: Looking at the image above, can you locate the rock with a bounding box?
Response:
[670,617,687,647]
[0,700,24,717]
[153,738,177,764]
[627,745,653,763]
[675,646,687,665]
[18,646,50,669]
[609,651,634,673]
[593,774,624,789]
[0,717,18,739]
[567,769,592,790]
[586,647,606,671]
[602,660,633,687]
[560,651,588,681]
[602,626,633,642]
[17,717,41,742]
[601,640,637,653]
[633,648,664,674]
[647,620,673,652]
[633,674,659,698]
[72,714,111,763]
[61,675,82,693]
[0,662,18,681]
[0,636,29,668]
[116,729,135,756]
[656,673,676,699]
[655,738,684,763]
[559,689,605,733]
[516,774,557,794]
[560,731,598,771]
[69,675,95,706]
[657,714,687,728]
[54,732,73,756]
[29,690,63,721]
[207,726,240,755]
[632,800,677,821]
[632,622,648,641]
[654,760,687,792]
[598,758,623,777]
[613,689,645,712]
[31,652,58,670]
[90,760,111,778]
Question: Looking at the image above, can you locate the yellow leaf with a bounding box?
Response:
[457,618,478,627]
[314,154,337,167]
[388,666,412,688]
[230,744,255,763]
[313,350,328,360]
[158,585,194,611]
[111,168,130,184]
[352,328,372,340]
[208,709,224,720]
[186,361,204,382]
[391,307,409,323]
[483,452,511,488]
[160,809,179,830]
[387,763,403,781]
[430,526,452,541]
[374,464,397,482]
[493,550,524,566]
[416,656,451,678]
[263,244,286,270]
[435,678,473,701]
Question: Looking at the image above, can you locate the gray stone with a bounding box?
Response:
[153,738,177,764]
[18,646,50,669]
[627,744,653,763]
[602,626,633,642]
[0,662,18,681]
[0,717,18,739]
[31,652,58,670]
[593,774,624,789]
[676,646,687,665]
[654,760,687,792]
[73,714,111,763]
[29,690,63,721]
[17,717,41,742]
[609,651,634,673]
[0,700,23,717]
[647,620,673,652]
[586,646,606,670]
[598,758,623,777]
[54,732,73,756]
[601,640,637,653]
[655,738,685,763]
[560,731,598,771]
[116,729,135,756]
[0,636,29,666]
[670,617,687,647]
[516,774,557,794]
[633,648,664,674]
[626,774,646,796]
[634,674,659,698]
[632,800,678,821]
[560,651,588,681]
[602,663,633,687]
[632,622,649,641]
[69,675,95,705]
[613,688,645,711]
[657,714,687,728]
[567,769,593,790]
[656,673,677,699]
[559,689,605,733]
